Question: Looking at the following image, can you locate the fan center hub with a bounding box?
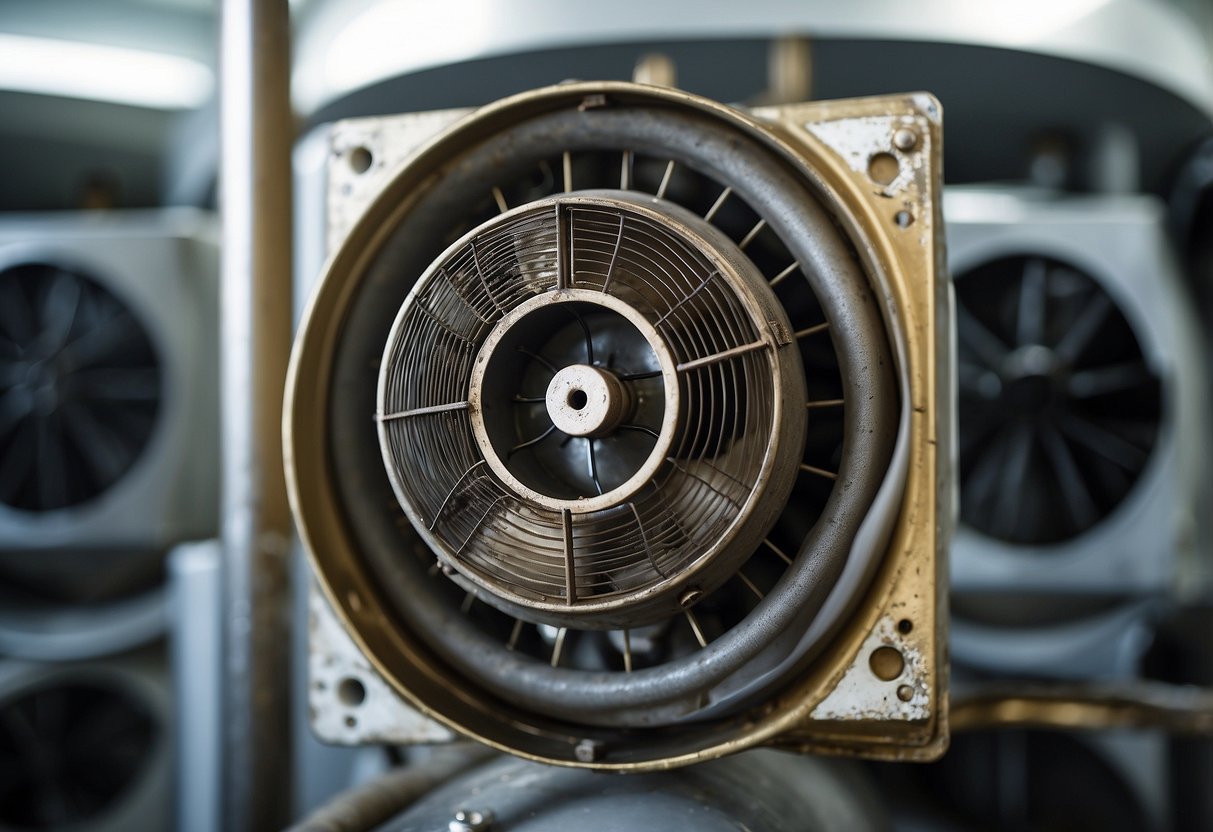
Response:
[1002,344,1061,414]
[545,364,630,438]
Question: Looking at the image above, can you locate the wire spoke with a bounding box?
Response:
[617,423,660,439]
[516,345,558,373]
[508,423,557,458]
[566,306,594,365]
[586,438,603,495]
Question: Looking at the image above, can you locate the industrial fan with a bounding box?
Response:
[0,262,161,513]
[0,211,219,660]
[287,82,949,767]
[0,659,170,832]
[956,254,1160,546]
[945,189,1210,678]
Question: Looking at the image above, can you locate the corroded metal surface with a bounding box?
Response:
[288,82,949,768]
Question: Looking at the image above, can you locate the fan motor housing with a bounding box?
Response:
[288,82,951,768]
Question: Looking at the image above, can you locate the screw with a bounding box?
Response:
[893,127,919,151]
[574,738,604,762]
[897,684,914,702]
[449,808,494,832]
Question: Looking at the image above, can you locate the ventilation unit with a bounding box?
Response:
[0,656,171,832]
[0,210,219,659]
[945,189,1210,676]
[288,82,950,768]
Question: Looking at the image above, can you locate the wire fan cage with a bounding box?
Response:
[957,254,1161,545]
[378,196,804,628]
[0,263,161,513]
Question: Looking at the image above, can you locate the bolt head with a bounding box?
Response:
[574,738,604,762]
[893,127,919,151]
[449,808,494,832]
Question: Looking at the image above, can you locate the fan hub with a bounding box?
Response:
[1002,344,1062,415]
[545,364,630,438]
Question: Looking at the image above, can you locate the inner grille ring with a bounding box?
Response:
[377,195,806,629]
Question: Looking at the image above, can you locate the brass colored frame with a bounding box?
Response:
[286,82,951,769]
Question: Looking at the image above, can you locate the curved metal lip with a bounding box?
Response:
[462,287,680,515]
[284,80,907,767]
[293,0,1213,118]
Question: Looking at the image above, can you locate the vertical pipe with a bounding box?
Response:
[169,541,223,832]
[219,0,294,829]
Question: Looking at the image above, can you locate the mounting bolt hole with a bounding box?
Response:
[348,146,373,174]
[867,152,900,186]
[897,618,913,634]
[894,210,914,229]
[337,677,366,707]
[869,645,905,681]
[567,389,588,410]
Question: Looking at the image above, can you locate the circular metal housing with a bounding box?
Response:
[287,81,902,766]
[376,194,806,629]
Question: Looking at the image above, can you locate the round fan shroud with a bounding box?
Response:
[287,82,905,764]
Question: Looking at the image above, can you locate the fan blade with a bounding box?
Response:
[1053,292,1112,364]
[1016,257,1047,346]
[956,297,1010,371]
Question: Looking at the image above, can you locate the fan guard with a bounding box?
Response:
[378,194,805,629]
[0,262,161,513]
[956,254,1161,545]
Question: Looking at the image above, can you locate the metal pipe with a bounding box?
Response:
[951,681,1213,737]
[219,0,294,829]
[283,747,496,832]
